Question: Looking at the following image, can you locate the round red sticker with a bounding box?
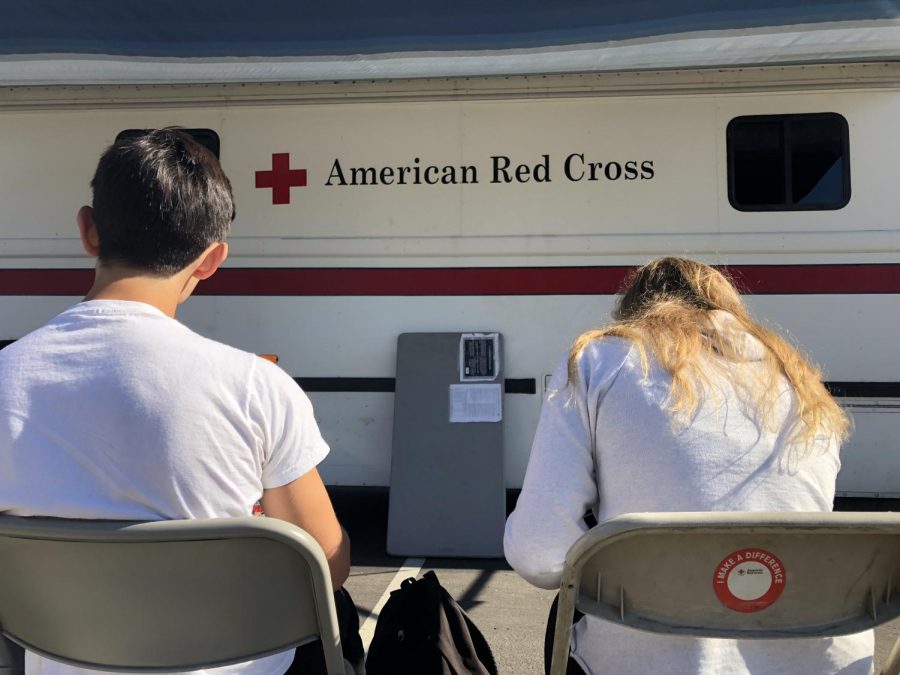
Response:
[712,548,786,613]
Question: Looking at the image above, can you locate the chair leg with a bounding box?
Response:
[549,587,578,675]
[544,594,587,675]
[880,635,900,675]
[0,635,24,675]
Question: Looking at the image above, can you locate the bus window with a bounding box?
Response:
[727,113,849,211]
[115,128,221,159]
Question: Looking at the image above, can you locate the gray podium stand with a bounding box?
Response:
[387,333,505,558]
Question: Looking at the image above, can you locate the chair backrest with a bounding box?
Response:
[0,515,348,675]
[549,511,900,675]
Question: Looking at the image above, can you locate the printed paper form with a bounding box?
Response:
[449,383,503,423]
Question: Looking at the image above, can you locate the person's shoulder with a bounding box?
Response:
[188,331,265,375]
[186,330,255,360]
[0,309,69,366]
[0,336,24,369]
[551,334,636,396]
[150,320,262,381]
[248,356,318,421]
[251,354,296,385]
[150,316,293,389]
[577,334,636,370]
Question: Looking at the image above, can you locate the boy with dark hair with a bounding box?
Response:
[89,129,235,275]
[0,129,362,675]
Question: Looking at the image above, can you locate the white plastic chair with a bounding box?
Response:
[549,511,900,675]
[0,515,354,675]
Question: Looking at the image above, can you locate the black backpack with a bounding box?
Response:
[365,571,499,675]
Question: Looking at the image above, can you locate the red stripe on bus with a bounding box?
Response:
[0,264,898,296]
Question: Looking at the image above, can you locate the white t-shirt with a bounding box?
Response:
[504,320,873,674]
[0,300,331,675]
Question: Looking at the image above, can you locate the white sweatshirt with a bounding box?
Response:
[505,318,873,674]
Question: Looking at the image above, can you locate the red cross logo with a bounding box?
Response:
[255,153,307,204]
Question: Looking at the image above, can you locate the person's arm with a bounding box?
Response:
[504,340,632,590]
[249,358,349,588]
[503,358,597,589]
[261,467,351,589]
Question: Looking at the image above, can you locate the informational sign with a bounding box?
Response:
[459,333,500,381]
[449,383,503,423]
[713,548,786,613]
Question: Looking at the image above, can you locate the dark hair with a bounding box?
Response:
[90,129,235,276]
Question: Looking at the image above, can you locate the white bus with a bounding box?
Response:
[1,3,898,495]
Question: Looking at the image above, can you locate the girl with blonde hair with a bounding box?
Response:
[504,257,870,674]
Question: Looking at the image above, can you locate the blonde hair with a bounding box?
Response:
[568,257,849,453]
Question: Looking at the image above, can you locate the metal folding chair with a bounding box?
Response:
[0,515,354,675]
[549,511,900,675]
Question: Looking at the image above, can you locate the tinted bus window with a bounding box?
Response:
[728,113,849,211]
[115,128,221,159]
